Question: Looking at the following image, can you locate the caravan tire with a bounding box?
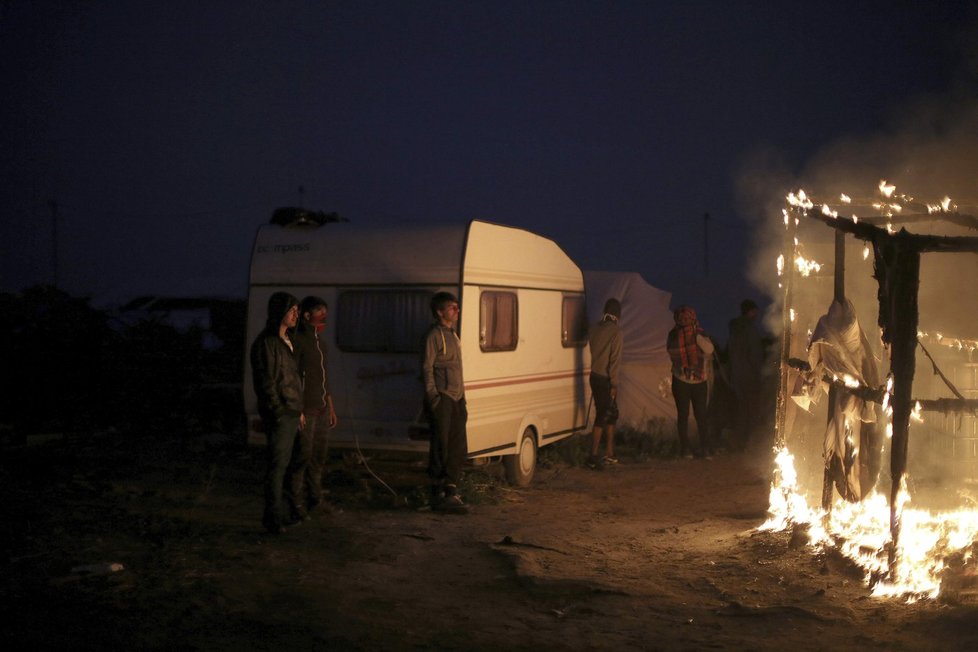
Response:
[504,428,537,487]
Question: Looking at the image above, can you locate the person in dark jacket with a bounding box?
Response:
[250,291,304,533]
[290,296,339,520]
[727,299,764,451]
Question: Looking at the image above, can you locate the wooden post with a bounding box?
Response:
[775,216,797,449]
[882,235,920,557]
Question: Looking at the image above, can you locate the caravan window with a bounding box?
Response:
[336,290,433,353]
[480,291,518,352]
[562,294,588,347]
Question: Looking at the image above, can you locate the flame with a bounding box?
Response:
[911,401,924,423]
[840,193,851,204]
[761,446,978,600]
[759,446,821,532]
[790,308,796,322]
[777,254,785,276]
[794,255,822,276]
[787,190,814,210]
[863,245,870,260]
[879,180,896,198]
[822,204,838,219]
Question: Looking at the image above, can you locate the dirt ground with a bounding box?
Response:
[5,431,978,651]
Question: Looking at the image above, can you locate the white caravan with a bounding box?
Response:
[244,218,591,485]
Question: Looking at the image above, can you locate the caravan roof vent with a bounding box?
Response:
[270,207,347,227]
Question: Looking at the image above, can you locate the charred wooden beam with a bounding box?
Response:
[859,212,978,232]
[806,210,978,254]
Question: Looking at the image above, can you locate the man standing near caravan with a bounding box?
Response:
[588,298,623,470]
[292,296,339,520]
[422,292,468,512]
[250,292,305,534]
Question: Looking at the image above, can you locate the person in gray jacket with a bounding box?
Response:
[588,298,623,469]
[422,292,467,511]
[250,291,305,533]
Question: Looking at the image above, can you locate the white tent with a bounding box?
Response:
[584,271,677,429]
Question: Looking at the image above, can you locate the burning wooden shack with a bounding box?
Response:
[763,182,978,600]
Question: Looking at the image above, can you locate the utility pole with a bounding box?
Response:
[49,199,59,288]
[703,212,710,277]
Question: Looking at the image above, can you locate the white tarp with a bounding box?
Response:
[584,270,678,429]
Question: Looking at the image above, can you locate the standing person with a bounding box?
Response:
[727,299,764,451]
[587,298,623,470]
[250,292,305,534]
[422,292,468,512]
[290,296,339,521]
[667,305,715,458]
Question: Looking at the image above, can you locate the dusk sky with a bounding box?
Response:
[3,1,976,334]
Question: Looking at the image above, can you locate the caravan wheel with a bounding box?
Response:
[504,428,537,486]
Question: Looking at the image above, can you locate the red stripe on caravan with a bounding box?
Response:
[466,370,588,391]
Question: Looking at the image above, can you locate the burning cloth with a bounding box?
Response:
[793,299,882,501]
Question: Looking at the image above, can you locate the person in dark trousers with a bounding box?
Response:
[250,292,305,534]
[422,291,468,512]
[290,296,339,521]
[727,299,764,451]
[587,298,623,470]
[667,305,715,458]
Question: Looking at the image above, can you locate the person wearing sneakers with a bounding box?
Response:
[667,305,716,459]
[290,296,340,522]
[587,298,623,469]
[422,292,468,512]
[250,292,305,534]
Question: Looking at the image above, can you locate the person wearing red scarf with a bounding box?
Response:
[667,305,715,458]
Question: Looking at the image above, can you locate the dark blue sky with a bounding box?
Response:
[2,0,976,333]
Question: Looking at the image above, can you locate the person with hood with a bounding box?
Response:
[422,291,468,512]
[291,296,339,520]
[250,292,304,533]
[667,305,715,458]
[587,298,623,469]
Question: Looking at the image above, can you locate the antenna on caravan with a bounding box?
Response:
[270,207,349,227]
